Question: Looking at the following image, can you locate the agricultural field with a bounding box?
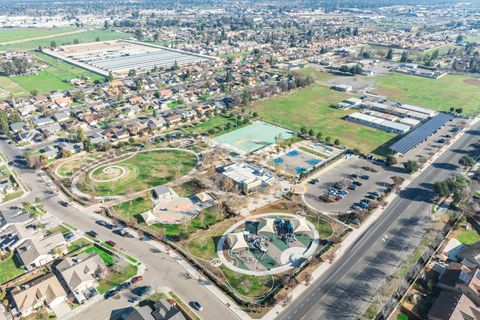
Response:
[248,84,396,155]
[373,73,480,115]
[0,27,77,43]
[0,29,131,51]
[77,149,198,196]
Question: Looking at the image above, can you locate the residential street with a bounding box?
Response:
[0,138,238,320]
[278,122,480,320]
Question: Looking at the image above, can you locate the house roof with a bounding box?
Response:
[0,208,31,229]
[11,273,66,314]
[17,233,66,267]
[428,291,480,320]
[152,298,186,320]
[56,252,106,292]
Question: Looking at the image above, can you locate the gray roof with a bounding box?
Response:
[0,209,30,229]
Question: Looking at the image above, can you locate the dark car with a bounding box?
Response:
[132,286,152,296]
[130,276,143,284]
[105,240,117,247]
[64,232,74,241]
[96,220,108,227]
[59,200,69,207]
[86,231,98,238]
[104,290,118,299]
[350,173,358,179]
[119,282,132,290]
[190,301,203,311]
[360,175,370,180]
[353,181,362,186]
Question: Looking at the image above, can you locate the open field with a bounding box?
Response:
[295,67,336,82]
[248,84,396,155]
[0,27,77,43]
[424,44,463,56]
[0,51,105,98]
[0,29,131,51]
[181,114,247,137]
[77,149,197,196]
[373,73,480,115]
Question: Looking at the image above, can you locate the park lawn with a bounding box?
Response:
[0,255,25,284]
[113,195,154,217]
[2,190,24,202]
[97,263,137,294]
[467,36,480,43]
[249,84,395,155]
[83,245,116,266]
[424,44,463,56]
[0,27,77,43]
[56,157,94,177]
[373,73,480,115]
[220,265,274,298]
[181,114,246,137]
[173,180,203,197]
[295,67,336,82]
[0,29,131,51]
[78,149,197,196]
[306,214,334,239]
[455,229,480,245]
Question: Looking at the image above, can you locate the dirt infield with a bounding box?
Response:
[464,78,480,86]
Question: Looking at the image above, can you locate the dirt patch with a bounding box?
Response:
[371,86,405,98]
[464,78,480,86]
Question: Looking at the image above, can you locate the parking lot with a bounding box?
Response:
[303,156,394,215]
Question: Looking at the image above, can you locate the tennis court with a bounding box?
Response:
[214,121,294,153]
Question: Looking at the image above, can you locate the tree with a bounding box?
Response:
[128,69,136,77]
[455,108,463,114]
[334,138,340,145]
[386,155,397,166]
[459,155,475,169]
[316,132,323,140]
[403,160,419,173]
[308,129,314,136]
[400,51,408,63]
[95,36,100,42]
[0,110,9,136]
[30,89,39,96]
[76,127,86,142]
[50,41,57,48]
[73,39,79,45]
[386,48,393,60]
[108,71,114,82]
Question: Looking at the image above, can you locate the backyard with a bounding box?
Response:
[373,73,480,115]
[248,84,395,155]
[0,255,25,284]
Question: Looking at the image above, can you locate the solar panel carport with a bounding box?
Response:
[389,113,454,154]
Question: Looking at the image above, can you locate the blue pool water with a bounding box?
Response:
[274,157,284,164]
[306,159,321,166]
[286,150,299,157]
[295,167,307,175]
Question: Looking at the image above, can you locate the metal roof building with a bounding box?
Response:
[389,113,454,154]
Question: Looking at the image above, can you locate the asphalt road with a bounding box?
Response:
[0,138,237,320]
[278,122,480,320]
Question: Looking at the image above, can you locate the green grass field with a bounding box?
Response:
[220,265,274,298]
[97,263,137,294]
[0,255,24,284]
[455,229,480,245]
[295,67,336,82]
[83,245,115,266]
[248,84,396,155]
[0,51,105,99]
[0,29,131,51]
[0,27,77,43]
[424,45,463,56]
[374,73,480,115]
[181,114,247,137]
[78,149,197,196]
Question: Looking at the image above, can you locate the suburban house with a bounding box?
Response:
[0,208,31,232]
[16,233,67,270]
[55,252,107,303]
[428,290,480,320]
[10,273,68,318]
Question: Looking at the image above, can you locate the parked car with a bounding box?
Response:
[128,297,139,303]
[64,232,75,242]
[59,201,69,207]
[132,286,152,296]
[353,181,362,186]
[86,231,98,238]
[370,192,380,197]
[309,178,320,184]
[119,282,132,290]
[130,276,143,284]
[96,220,109,227]
[351,173,358,179]
[348,184,359,190]
[190,301,203,311]
[104,290,118,299]
[360,175,370,180]
[105,240,117,247]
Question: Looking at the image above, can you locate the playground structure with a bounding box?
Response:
[218,213,321,276]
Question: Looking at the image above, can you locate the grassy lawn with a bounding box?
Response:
[0,27,77,43]
[173,180,203,197]
[83,245,116,266]
[0,76,27,99]
[0,29,131,51]
[113,195,154,217]
[181,114,247,137]
[45,224,70,236]
[306,214,334,238]
[0,255,25,284]
[138,292,167,308]
[295,67,336,82]
[2,190,24,202]
[97,263,137,294]
[454,228,480,245]
[77,149,198,196]
[56,157,93,177]
[67,238,90,253]
[248,84,395,155]
[220,265,274,298]
[373,73,480,115]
